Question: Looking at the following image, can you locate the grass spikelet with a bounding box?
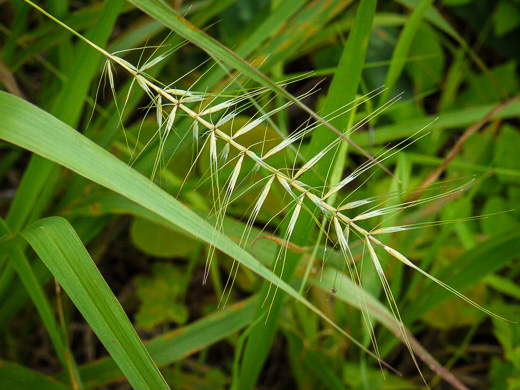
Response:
[156,95,163,129]
[192,120,199,151]
[204,130,221,285]
[276,175,296,199]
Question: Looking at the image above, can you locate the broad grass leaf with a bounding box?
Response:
[19,217,170,389]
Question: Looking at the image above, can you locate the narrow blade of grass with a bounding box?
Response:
[199,0,307,89]
[351,99,520,146]
[8,217,169,390]
[0,92,385,371]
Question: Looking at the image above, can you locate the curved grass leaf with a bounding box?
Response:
[2,217,170,390]
[0,217,112,331]
[0,91,381,366]
[306,0,378,178]
[0,0,125,310]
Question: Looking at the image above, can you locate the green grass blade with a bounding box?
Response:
[6,0,124,231]
[397,0,499,90]
[0,218,110,331]
[306,0,378,178]
[18,217,170,390]
[1,2,30,65]
[0,91,377,366]
[408,152,520,180]
[396,0,461,42]
[196,0,306,90]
